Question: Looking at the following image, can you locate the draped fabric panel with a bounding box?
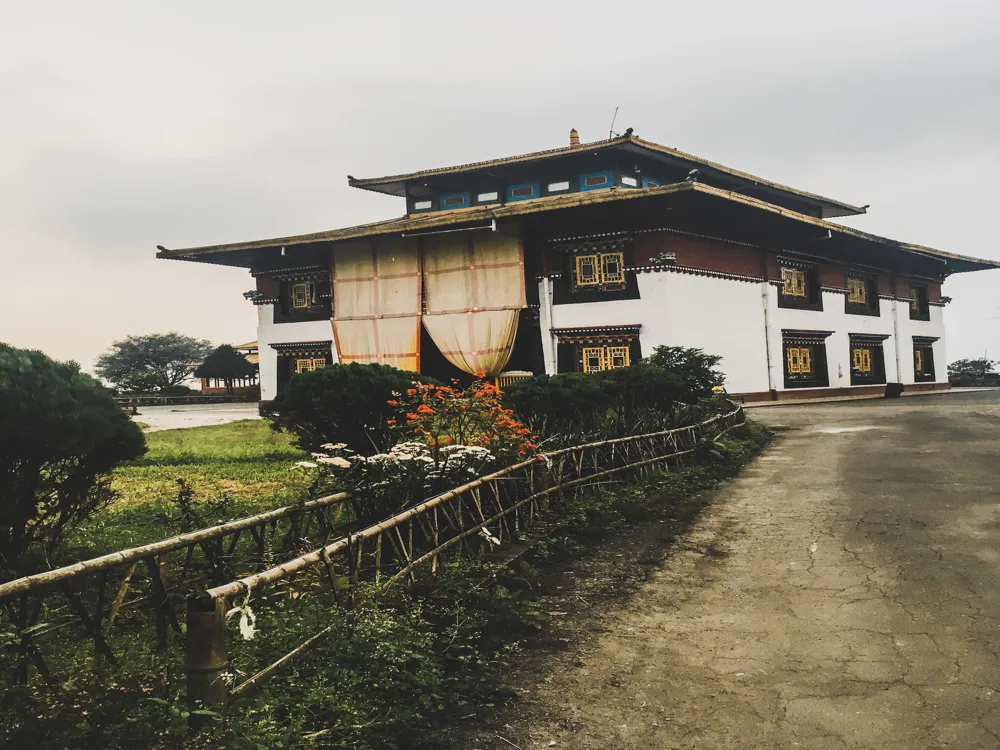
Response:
[422,309,520,377]
[331,237,421,372]
[422,230,525,376]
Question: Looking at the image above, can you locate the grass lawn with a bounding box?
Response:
[66,420,312,557]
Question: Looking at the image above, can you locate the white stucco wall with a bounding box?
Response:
[541,272,949,395]
[256,306,336,401]
[544,271,771,394]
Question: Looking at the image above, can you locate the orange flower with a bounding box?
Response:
[416,404,436,415]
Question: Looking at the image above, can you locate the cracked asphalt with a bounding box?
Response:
[515,391,1000,749]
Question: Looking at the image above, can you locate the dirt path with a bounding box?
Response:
[483,393,1000,750]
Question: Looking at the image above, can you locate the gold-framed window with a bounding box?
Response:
[786,347,812,375]
[581,344,632,373]
[290,282,315,310]
[852,348,872,373]
[294,357,327,374]
[847,278,867,305]
[574,251,626,291]
[600,253,625,289]
[575,255,601,286]
[781,268,807,297]
[581,347,605,373]
[606,346,630,369]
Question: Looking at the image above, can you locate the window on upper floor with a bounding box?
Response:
[909,283,930,321]
[845,272,879,316]
[290,282,314,310]
[275,277,332,324]
[573,251,627,292]
[777,262,822,311]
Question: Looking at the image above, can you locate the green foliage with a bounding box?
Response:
[948,357,996,376]
[0,343,146,575]
[194,344,256,393]
[502,363,689,442]
[159,384,198,397]
[643,344,724,400]
[94,332,212,393]
[74,420,309,556]
[262,363,437,455]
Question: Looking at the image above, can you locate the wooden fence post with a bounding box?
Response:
[186,594,229,723]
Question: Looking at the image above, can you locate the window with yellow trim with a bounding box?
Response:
[786,346,812,375]
[606,346,630,369]
[600,253,626,290]
[294,357,327,374]
[847,278,867,305]
[852,348,872,373]
[290,282,314,310]
[581,347,605,373]
[572,251,627,292]
[781,268,807,298]
[575,255,600,287]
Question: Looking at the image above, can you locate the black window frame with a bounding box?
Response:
[913,340,936,382]
[273,277,332,324]
[551,242,641,305]
[556,338,642,373]
[844,271,879,317]
[848,336,888,385]
[777,261,823,311]
[908,283,930,321]
[782,332,831,389]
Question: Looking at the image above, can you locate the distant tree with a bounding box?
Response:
[0,343,146,575]
[95,332,212,393]
[194,345,255,394]
[948,358,996,377]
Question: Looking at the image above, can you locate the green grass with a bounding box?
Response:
[66,420,312,557]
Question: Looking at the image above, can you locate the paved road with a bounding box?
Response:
[131,402,260,431]
[517,391,1000,749]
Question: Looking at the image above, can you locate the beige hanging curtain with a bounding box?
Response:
[421,230,525,376]
[330,236,421,372]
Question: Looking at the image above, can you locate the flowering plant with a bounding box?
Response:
[391,376,537,464]
[306,440,497,526]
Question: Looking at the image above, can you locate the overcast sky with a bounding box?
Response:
[2,1,998,370]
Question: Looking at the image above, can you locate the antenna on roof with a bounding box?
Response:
[609,106,619,139]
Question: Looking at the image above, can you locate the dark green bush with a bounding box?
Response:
[503,363,688,441]
[0,343,146,575]
[643,345,724,400]
[261,363,437,455]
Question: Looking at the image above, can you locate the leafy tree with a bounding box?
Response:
[95,332,212,393]
[261,363,438,455]
[0,343,146,575]
[948,357,996,376]
[643,345,724,400]
[194,344,255,393]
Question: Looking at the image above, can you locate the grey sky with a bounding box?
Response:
[2,1,998,370]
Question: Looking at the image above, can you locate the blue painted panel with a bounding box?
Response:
[439,192,471,210]
[579,171,614,192]
[642,177,661,188]
[507,183,540,202]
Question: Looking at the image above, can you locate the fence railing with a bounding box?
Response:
[187,402,746,710]
[0,492,351,686]
[0,402,745,714]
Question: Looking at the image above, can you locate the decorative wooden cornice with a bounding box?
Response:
[552,324,641,344]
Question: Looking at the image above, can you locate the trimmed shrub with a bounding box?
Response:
[261,363,437,455]
[0,343,146,575]
[642,345,724,401]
